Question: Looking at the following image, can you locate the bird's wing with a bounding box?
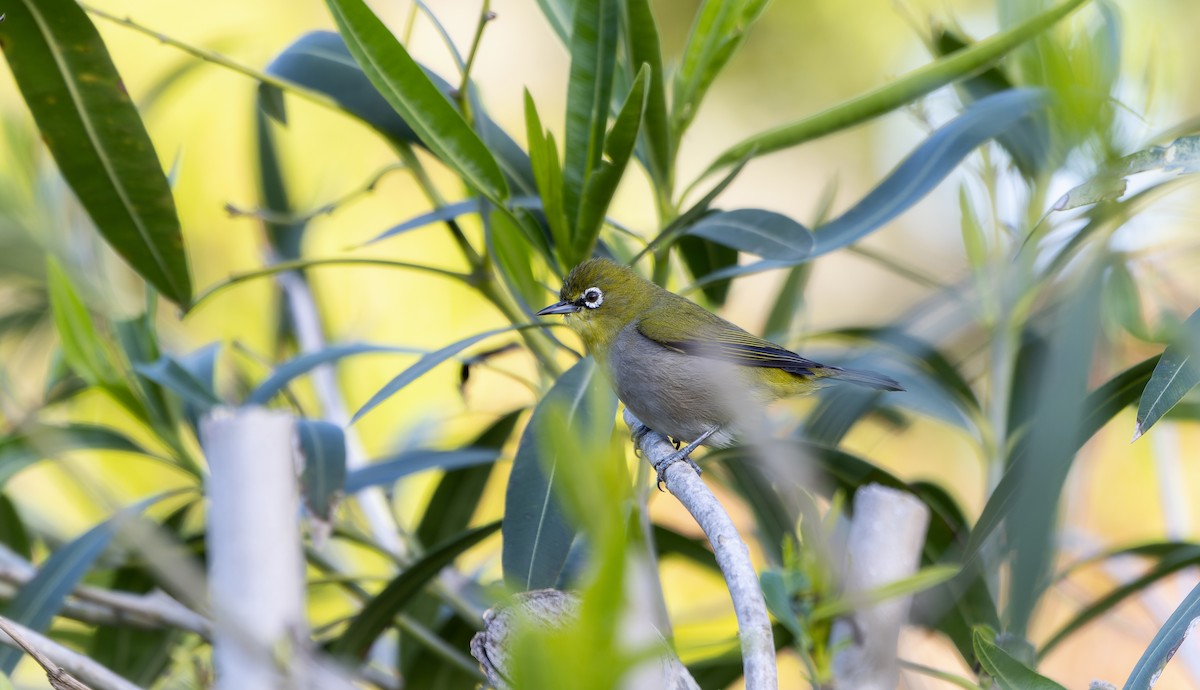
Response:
[636,298,823,375]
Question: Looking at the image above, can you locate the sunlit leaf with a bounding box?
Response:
[561,0,619,227]
[811,565,959,620]
[701,0,1087,175]
[0,423,155,489]
[1135,307,1200,440]
[330,521,500,660]
[248,342,425,406]
[322,4,508,202]
[0,0,192,305]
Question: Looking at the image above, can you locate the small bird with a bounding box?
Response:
[537,258,902,483]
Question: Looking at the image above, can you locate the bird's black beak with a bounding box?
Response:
[536,300,579,316]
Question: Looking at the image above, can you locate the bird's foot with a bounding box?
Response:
[630,422,654,458]
[654,427,718,491]
[668,437,682,450]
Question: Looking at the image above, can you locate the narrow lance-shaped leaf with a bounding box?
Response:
[297,420,346,521]
[502,358,618,590]
[0,423,158,489]
[1122,580,1200,690]
[525,92,572,264]
[700,0,1088,176]
[330,521,501,660]
[323,1,508,202]
[621,0,671,186]
[1134,307,1200,440]
[685,208,813,261]
[248,342,425,405]
[671,0,771,141]
[973,628,1067,690]
[0,492,179,673]
[561,0,619,226]
[345,448,500,493]
[573,67,649,263]
[0,0,192,305]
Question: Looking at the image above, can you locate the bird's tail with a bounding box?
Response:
[826,366,904,391]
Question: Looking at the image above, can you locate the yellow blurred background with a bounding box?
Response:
[3,0,1200,688]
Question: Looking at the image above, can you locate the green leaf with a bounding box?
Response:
[0,493,174,673]
[248,342,424,406]
[322,2,508,202]
[762,265,811,341]
[417,411,523,549]
[502,358,617,590]
[351,324,541,424]
[46,258,120,390]
[535,0,577,45]
[85,565,180,686]
[561,0,619,226]
[973,628,1067,690]
[700,0,1088,176]
[0,0,192,305]
[330,521,500,660]
[810,565,959,620]
[1041,543,1200,657]
[297,420,346,521]
[620,0,671,187]
[653,525,718,572]
[1123,580,1200,690]
[574,67,648,262]
[525,92,572,262]
[686,209,814,261]
[345,448,500,493]
[677,235,739,306]
[265,32,535,198]
[0,494,31,560]
[671,0,770,140]
[1135,307,1200,440]
[0,423,155,489]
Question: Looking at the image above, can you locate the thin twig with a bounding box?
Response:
[0,615,139,690]
[624,410,778,690]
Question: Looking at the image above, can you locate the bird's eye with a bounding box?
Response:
[581,287,604,309]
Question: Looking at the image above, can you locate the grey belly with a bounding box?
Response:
[605,323,760,446]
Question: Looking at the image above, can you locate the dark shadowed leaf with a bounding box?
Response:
[319,5,508,201]
[0,493,175,673]
[687,209,813,261]
[1123,580,1200,690]
[298,420,347,521]
[248,342,425,405]
[974,628,1066,690]
[1135,307,1200,440]
[561,0,619,228]
[653,525,717,572]
[0,494,31,560]
[351,325,540,424]
[345,448,500,494]
[502,358,617,590]
[330,521,500,660]
[677,235,738,306]
[417,410,523,548]
[0,0,192,305]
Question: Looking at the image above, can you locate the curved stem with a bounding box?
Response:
[624,410,777,690]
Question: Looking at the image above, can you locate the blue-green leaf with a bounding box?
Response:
[248,342,425,405]
[686,209,814,261]
[502,358,618,590]
[0,493,176,673]
[321,4,509,202]
[1123,580,1200,690]
[351,325,540,424]
[297,420,346,521]
[535,0,577,45]
[134,350,222,410]
[0,423,156,489]
[345,448,500,493]
[562,0,619,225]
[1134,307,1200,440]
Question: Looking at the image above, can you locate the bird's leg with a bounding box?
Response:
[655,427,718,491]
[630,421,654,458]
[669,437,682,450]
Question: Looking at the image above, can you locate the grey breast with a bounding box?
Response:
[606,322,746,446]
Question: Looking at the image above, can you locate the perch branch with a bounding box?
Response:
[624,410,778,690]
[0,615,140,690]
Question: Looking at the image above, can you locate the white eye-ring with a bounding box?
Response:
[582,287,604,309]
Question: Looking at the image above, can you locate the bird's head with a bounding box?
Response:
[537,258,654,350]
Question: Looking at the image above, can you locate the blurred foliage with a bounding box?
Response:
[1,0,1200,688]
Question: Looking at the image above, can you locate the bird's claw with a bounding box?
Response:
[651,427,717,492]
[630,423,653,458]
